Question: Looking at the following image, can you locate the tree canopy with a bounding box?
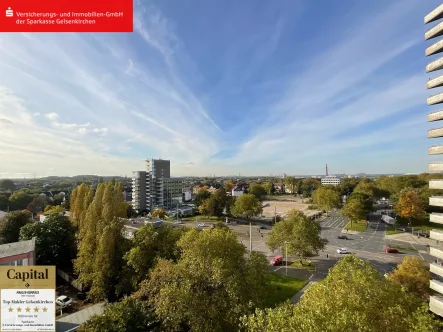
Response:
[19,214,76,267]
[395,191,424,223]
[0,179,15,191]
[0,211,32,244]
[312,187,341,212]
[267,209,327,263]
[248,183,267,198]
[151,208,167,219]
[135,227,269,332]
[241,255,442,332]
[231,194,263,219]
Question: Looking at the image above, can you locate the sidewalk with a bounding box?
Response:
[56,302,105,331]
[385,232,436,246]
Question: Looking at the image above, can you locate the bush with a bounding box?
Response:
[307,205,318,210]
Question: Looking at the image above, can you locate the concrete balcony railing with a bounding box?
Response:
[429,163,443,172]
[425,4,443,24]
[430,246,443,260]
[431,213,443,224]
[430,295,443,317]
[426,21,443,40]
[431,263,443,278]
[430,180,443,189]
[429,110,443,122]
[431,229,443,241]
[427,56,443,73]
[426,39,443,56]
[430,196,443,207]
[428,127,443,138]
[428,92,443,105]
[429,145,443,155]
[428,74,443,89]
[431,279,443,295]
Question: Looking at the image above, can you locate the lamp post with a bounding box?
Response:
[285,241,288,276]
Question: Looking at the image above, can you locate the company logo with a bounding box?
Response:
[7,269,49,281]
[5,7,13,17]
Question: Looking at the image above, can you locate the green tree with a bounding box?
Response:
[262,182,273,195]
[52,193,65,206]
[78,297,160,332]
[312,187,341,214]
[26,196,48,214]
[9,190,34,210]
[198,188,228,217]
[43,205,65,214]
[19,214,76,267]
[125,225,187,282]
[388,256,431,299]
[0,195,10,211]
[0,211,32,244]
[347,192,373,214]
[341,198,367,227]
[225,180,234,192]
[300,178,320,197]
[0,179,15,191]
[267,209,327,263]
[248,183,267,198]
[136,228,269,332]
[69,183,90,229]
[284,176,298,195]
[231,194,263,220]
[194,189,211,208]
[241,255,442,332]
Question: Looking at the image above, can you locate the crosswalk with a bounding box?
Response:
[322,216,347,229]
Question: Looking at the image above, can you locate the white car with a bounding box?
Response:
[336,248,350,254]
[56,295,73,308]
[197,223,205,227]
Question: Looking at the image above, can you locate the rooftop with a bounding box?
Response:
[0,238,36,259]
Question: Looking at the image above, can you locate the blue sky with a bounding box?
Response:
[0,0,441,177]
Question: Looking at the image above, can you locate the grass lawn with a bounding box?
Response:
[386,226,402,235]
[387,245,418,252]
[264,273,308,308]
[289,260,316,271]
[344,220,367,232]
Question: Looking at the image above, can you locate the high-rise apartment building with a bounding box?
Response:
[425,3,443,317]
[132,159,184,213]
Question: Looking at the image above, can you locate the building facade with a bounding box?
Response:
[132,159,184,212]
[0,238,36,266]
[425,3,443,317]
[320,176,341,186]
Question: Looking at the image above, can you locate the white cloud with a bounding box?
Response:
[44,112,59,120]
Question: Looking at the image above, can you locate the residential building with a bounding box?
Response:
[273,183,285,194]
[232,185,245,197]
[132,159,184,213]
[184,187,192,201]
[39,211,70,223]
[320,176,341,186]
[426,3,443,317]
[0,238,36,266]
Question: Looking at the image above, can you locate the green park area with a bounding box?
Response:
[264,273,307,308]
[290,260,316,271]
[344,220,367,232]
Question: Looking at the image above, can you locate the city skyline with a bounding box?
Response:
[1,0,441,177]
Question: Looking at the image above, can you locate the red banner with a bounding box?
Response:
[0,0,133,32]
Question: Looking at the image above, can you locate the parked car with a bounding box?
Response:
[398,227,406,232]
[56,295,73,308]
[384,248,399,253]
[270,256,283,266]
[174,220,183,224]
[337,235,348,240]
[259,226,267,230]
[197,223,205,227]
[337,248,350,254]
[420,233,430,238]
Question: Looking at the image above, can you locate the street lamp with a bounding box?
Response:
[285,241,288,276]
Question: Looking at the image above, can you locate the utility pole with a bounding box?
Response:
[176,201,179,222]
[274,207,277,225]
[249,222,252,254]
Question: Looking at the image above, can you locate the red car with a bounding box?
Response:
[270,256,283,266]
[384,248,399,253]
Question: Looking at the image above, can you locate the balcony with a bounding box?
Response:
[431,279,443,295]
[430,196,443,207]
[427,56,443,73]
[428,92,443,105]
[426,21,443,40]
[429,110,443,122]
[429,163,443,172]
[429,145,443,155]
[428,127,443,138]
[431,229,443,241]
[426,39,443,56]
[430,180,443,189]
[425,4,443,24]
[428,74,443,89]
[430,246,443,260]
[431,263,443,278]
[430,295,443,317]
[431,213,443,224]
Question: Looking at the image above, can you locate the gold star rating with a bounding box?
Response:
[42,307,47,313]
[8,307,13,312]
[25,307,31,312]
[16,307,22,312]
[34,307,39,313]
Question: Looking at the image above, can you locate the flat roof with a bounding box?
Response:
[0,238,35,259]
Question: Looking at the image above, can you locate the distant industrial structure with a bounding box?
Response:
[132,159,184,213]
[425,3,443,318]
